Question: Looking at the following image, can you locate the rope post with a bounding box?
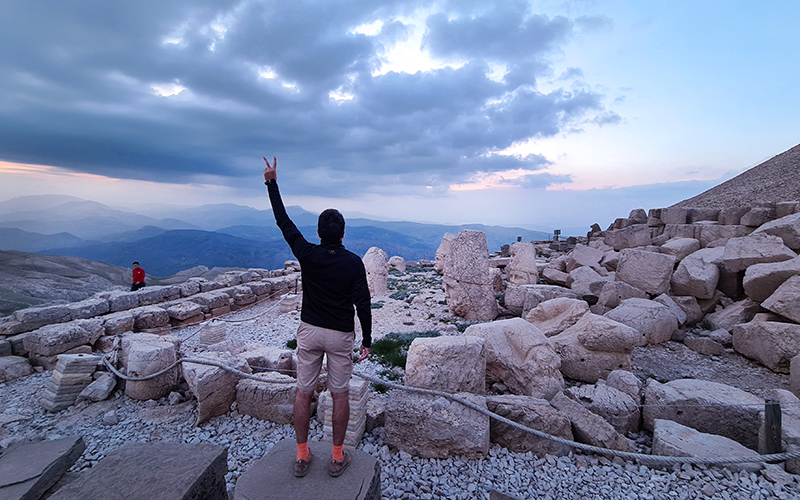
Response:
[764,399,782,456]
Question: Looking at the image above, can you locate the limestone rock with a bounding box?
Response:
[565,383,640,434]
[698,225,753,248]
[67,298,110,320]
[23,319,104,357]
[762,274,800,323]
[77,372,117,403]
[384,392,490,459]
[704,299,760,331]
[12,304,72,331]
[443,230,498,322]
[600,250,620,272]
[643,378,763,449]
[604,298,678,345]
[0,355,33,383]
[166,301,204,322]
[501,285,579,318]
[486,395,573,456]
[753,212,800,250]
[652,419,762,473]
[464,318,563,399]
[683,335,725,356]
[236,373,296,424]
[670,296,704,325]
[670,248,723,300]
[183,352,253,425]
[541,267,569,287]
[0,436,86,500]
[507,242,540,286]
[743,256,800,302]
[189,290,232,311]
[105,291,141,312]
[653,294,688,326]
[240,346,295,377]
[388,255,406,272]
[550,391,635,452]
[759,389,800,474]
[101,311,135,336]
[660,238,701,261]
[130,305,170,331]
[524,297,589,337]
[604,224,652,251]
[615,249,676,295]
[566,244,604,273]
[741,207,776,227]
[732,321,800,373]
[434,232,455,274]
[207,337,247,355]
[362,246,389,296]
[405,336,486,394]
[605,370,642,402]
[124,341,179,401]
[723,232,797,273]
[595,281,648,311]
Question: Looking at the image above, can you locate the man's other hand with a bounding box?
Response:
[263,156,277,182]
[356,345,370,362]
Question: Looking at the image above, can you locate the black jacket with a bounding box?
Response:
[267,181,372,347]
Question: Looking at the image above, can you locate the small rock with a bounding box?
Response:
[103,410,119,426]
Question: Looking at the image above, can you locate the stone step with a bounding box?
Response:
[234,439,380,500]
[0,436,85,500]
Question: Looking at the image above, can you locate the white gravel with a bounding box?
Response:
[2,268,799,499]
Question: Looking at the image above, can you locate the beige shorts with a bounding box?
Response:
[295,321,354,394]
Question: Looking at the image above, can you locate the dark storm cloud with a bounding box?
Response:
[0,0,619,197]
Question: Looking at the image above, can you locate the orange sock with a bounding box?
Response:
[332,444,343,461]
[297,441,309,461]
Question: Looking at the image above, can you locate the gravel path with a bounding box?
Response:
[2,268,800,499]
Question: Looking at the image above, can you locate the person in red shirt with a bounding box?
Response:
[131,262,146,291]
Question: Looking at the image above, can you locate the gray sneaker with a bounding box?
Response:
[329,449,352,477]
[294,450,313,478]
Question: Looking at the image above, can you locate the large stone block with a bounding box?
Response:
[719,207,751,226]
[604,298,678,345]
[240,346,295,377]
[661,207,688,225]
[615,249,676,295]
[603,224,652,251]
[762,275,800,323]
[130,305,170,330]
[732,321,800,373]
[643,379,763,449]
[23,319,104,357]
[502,285,579,318]
[0,355,33,383]
[653,294,687,326]
[659,238,701,261]
[12,304,71,328]
[652,419,762,473]
[525,297,589,337]
[670,296,704,325]
[753,212,800,250]
[594,281,648,311]
[101,310,135,336]
[0,436,85,500]
[178,279,201,297]
[549,391,635,452]
[464,318,563,399]
[743,256,800,302]
[385,392,490,459]
[566,244,604,273]
[434,232,455,274]
[124,341,179,401]
[236,373,296,424]
[363,246,389,296]
[183,352,252,425]
[105,291,141,312]
[704,299,760,331]
[165,301,204,322]
[443,230,498,321]
[670,248,723,300]
[507,242,540,286]
[723,232,797,273]
[189,290,232,311]
[486,395,573,456]
[405,336,486,394]
[68,298,110,320]
[565,383,640,434]
[698,224,753,248]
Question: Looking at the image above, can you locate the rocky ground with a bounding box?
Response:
[2,267,800,499]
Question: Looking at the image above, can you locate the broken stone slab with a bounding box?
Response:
[603,224,652,251]
[566,244,604,273]
[704,299,761,331]
[670,247,723,300]
[102,290,141,312]
[653,294,688,326]
[698,224,753,248]
[723,232,797,273]
[501,285,579,318]
[207,337,247,355]
[486,395,573,456]
[683,335,725,356]
[743,255,800,302]
[11,304,72,331]
[507,242,540,286]
[732,321,800,373]
[0,436,85,500]
[660,238,701,261]
[670,296,704,325]
[124,341,179,401]
[762,274,800,323]
[605,370,642,402]
[130,305,170,331]
[165,301,204,322]
[525,297,589,337]
[48,442,227,500]
[385,392,489,459]
[77,372,117,403]
[234,438,380,500]
[189,290,232,311]
[183,352,252,425]
[565,382,641,435]
[594,281,648,312]
[240,345,294,377]
[651,419,763,473]
[22,319,104,357]
[753,212,800,250]
[541,267,569,287]
[0,356,33,383]
[67,298,110,320]
[236,373,296,424]
[464,318,563,399]
[741,207,777,227]
[101,311,135,336]
[405,335,486,394]
[604,298,678,345]
[643,379,763,449]
[615,248,676,295]
[549,391,635,452]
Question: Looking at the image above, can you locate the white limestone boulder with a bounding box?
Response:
[743,256,800,302]
[660,238,701,262]
[732,321,800,373]
[124,341,179,401]
[604,298,678,345]
[464,318,563,399]
[388,256,406,272]
[670,248,723,300]
[595,281,648,311]
[643,379,763,449]
[762,275,800,323]
[704,299,760,331]
[502,285,579,318]
[362,246,389,296]
[486,395,573,456]
[443,230,498,322]
[565,382,641,435]
[653,294,688,326]
[507,242,540,286]
[524,297,589,337]
[236,373,296,424]
[753,212,800,250]
[605,370,642,402]
[23,319,104,357]
[0,356,33,383]
[670,296,704,325]
[566,244,604,273]
[615,249,676,295]
[183,352,253,425]
[550,391,636,452]
[722,233,797,273]
[405,336,486,394]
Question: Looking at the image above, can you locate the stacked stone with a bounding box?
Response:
[198,322,226,349]
[320,376,369,447]
[40,353,100,412]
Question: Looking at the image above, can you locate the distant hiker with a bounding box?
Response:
[131,262,146,291]
[262,155,371,478]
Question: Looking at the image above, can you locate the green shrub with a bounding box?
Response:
[369,330,440,369]
[370,302,384,309]
[286,338,297,349]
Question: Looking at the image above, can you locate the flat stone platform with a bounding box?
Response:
[0,436,85,500]
[234,439,380,500]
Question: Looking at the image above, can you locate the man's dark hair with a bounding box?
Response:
[132,261,139,266]
[318,209,345,243]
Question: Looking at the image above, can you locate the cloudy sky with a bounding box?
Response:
[1,0,798,232]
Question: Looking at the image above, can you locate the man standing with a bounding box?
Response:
[131,262,146,291]
[262,156,372,478]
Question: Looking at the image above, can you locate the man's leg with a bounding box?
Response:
[294,389,313,453]
[293,323,324,468]
[331,391,350,458]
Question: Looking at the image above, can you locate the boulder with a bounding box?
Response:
[762,275,800,323]
[743,256,800,302]
[207,338,247,355]
[240,346,294,377]
[604,298,678,345]
[660,238,701,261]
[443,230,498,321]
[502,285,579,318]
[566,245,604,273]
[604,224,652,251]
[67,298,110,320]
[549,391,635,452]
[0,356,33,383]
[643,379,763,449]
[178,280,202,297]
[719,207,752,225]
[566,266,608,298]
[595,281,648,311]
[652,419,763,473]
[486,395,573,456]
[698,225,753,248]
[77,372,117,403]
[653,294,687,326]
[384,392,490,459]
[236,373,296,424]
[732,321,800,373]
[23,319,104,357]
[565,383,640,434]
[101,311,135,336]
[541,267,569,287]
[118,333,180,368]
[363,247,389,296]
[687,208,720,223]
[615,249,676,295]
[753,212,800,250]
[683,335,725,356]
[130,306,170,331]
[124,341,179,401]
[166,301,204,322]
[405,336,486,394]
[506,242,540,286]
[183,352,253,425]
[704,299,761,331]
[605,370,642,401]
[388,256,406,272]
[434,232,455,274]
[723,232,797,273]
[524,298,589,337]
[670,296,704,325]
[464,318,563,399]
[670,248,723,300]
[741,207,776,227]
